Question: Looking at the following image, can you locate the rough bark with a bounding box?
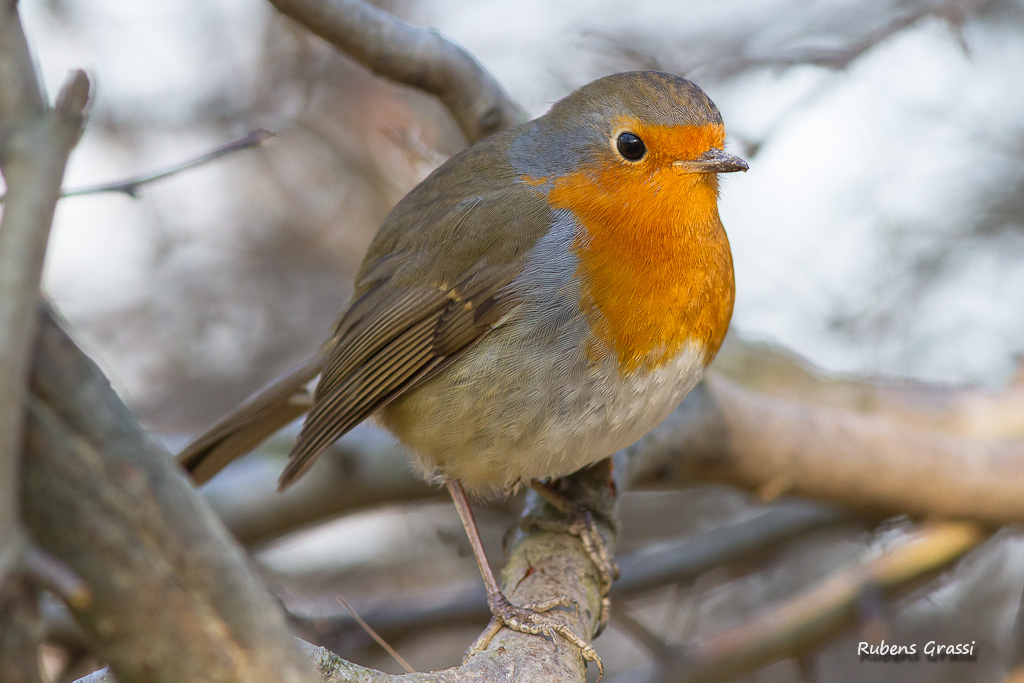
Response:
[24,310,318,683]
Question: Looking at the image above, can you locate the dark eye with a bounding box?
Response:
[616,132,646,161]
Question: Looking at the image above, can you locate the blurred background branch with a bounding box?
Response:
[51,129,273,200]
[650,522,987,683]
[265,0,526,142]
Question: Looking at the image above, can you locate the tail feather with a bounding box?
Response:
[177,349,328,484]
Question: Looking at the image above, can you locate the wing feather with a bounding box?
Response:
[280,317,444,485]
[277,179,554,489]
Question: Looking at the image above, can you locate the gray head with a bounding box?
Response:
[509,71,745,178]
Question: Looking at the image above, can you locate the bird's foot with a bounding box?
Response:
[520,497,619,635]
[465,590,603,679]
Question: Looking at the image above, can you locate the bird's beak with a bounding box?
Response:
[674,148,748,174]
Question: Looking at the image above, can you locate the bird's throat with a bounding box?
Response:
[549,167,735,374]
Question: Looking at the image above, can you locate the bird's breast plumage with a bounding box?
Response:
[517,122,736,375]
[380,203,718,495]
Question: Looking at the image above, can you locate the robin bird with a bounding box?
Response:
[179,70,746,675]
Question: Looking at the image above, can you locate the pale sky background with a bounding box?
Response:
[18,0,1024,405]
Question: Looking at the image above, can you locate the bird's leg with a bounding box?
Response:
[445,479,603,678]
[522,479,619,636]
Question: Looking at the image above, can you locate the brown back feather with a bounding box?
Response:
[278,175,553,489]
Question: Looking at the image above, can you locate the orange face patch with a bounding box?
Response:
[612,119,726,164]
[546,122,735,374]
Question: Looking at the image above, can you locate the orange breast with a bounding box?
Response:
[545,123,735,374]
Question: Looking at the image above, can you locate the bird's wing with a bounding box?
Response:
[278,183,553,489]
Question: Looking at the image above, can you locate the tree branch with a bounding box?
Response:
[0,0,44,127]
[264,0,525,143]
[743,0,991,71]
[24,308,319,683]
[0,2,90,590]
[623,374,1024,524]
[0,11,92,683]
[0,574,44,683]
[714,337,1024,440]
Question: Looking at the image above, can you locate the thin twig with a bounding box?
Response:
[748,0,993,71]
[0,129,274,202]
[336,594,413,674]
